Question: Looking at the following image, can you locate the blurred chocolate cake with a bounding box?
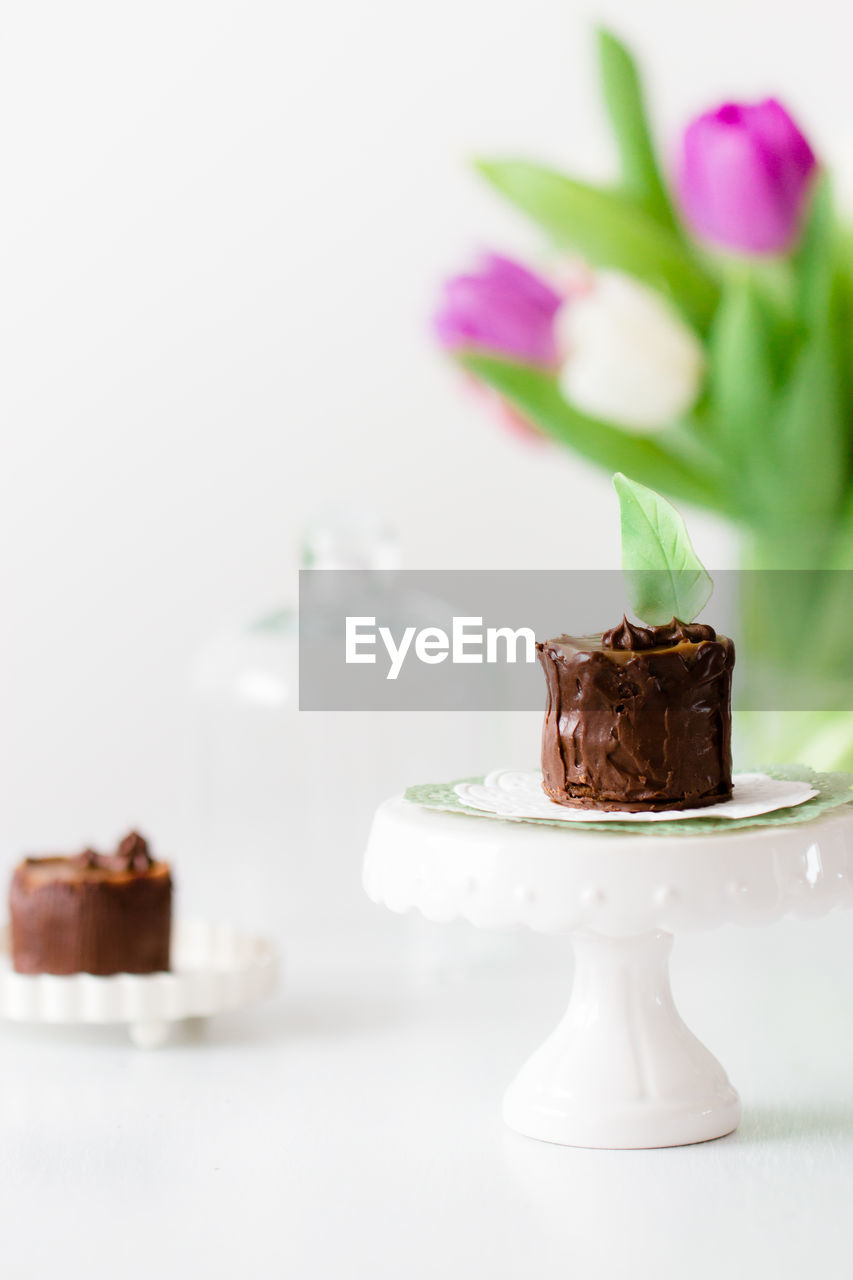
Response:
[9,832,172,975]
[537,617,734,812]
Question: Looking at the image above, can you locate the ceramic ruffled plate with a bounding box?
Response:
[405,765,853,836]
[0,919,277,1047]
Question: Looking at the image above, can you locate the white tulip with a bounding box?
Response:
[556,270,705,430]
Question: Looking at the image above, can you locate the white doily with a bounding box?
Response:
[454,770,818,823]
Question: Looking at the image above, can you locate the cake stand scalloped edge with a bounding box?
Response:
[0,919,277,1048]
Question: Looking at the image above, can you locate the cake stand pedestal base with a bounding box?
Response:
[502,929,739,1148]
[363,796,853,1149]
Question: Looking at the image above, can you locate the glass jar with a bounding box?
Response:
[187,512,525,965]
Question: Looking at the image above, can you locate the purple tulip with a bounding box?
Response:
[677,99,817,254]
[434,252,562,366]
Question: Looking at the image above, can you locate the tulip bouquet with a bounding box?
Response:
[435,29,853,769]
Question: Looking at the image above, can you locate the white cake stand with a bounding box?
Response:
[363,797,853,1149]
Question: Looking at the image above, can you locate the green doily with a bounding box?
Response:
[404,765,853,836]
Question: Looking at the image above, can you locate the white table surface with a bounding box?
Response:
[1,899,853,1279]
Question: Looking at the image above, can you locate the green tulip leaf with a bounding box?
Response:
[597,28,678,232]
[474,158,718,332]
[783,173,851,517]
[707,273,778,517]
[613,472,713,624]
[794,173,836,330]
[459,353,731,514]
[773,327,846,520]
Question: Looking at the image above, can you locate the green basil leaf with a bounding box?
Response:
[613,472,713,624]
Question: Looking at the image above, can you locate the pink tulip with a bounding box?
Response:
[677,99,817,254]
[434,253,561,366]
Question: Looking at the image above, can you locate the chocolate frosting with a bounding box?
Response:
[602,615,717,650]
[537,627,734,812]
[64,831,153,874]
[103,831,153,873]
[11,832,171,976]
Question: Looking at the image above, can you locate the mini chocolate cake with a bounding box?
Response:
[537,617,734,812]
[9,832,172,976]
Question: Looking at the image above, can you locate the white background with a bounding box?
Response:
[8,0,837,855]
[1,5,853,1275]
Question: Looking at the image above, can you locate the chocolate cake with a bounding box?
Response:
[537,617,734,812]
[9,832,172,976]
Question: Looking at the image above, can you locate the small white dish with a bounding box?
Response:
[0,920,277,1048]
